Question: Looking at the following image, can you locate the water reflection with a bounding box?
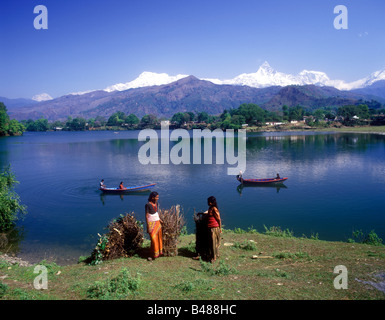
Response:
[0,226,25,255]
[236,183,288,195]
[247,132,385,158]
[99,191,151,205]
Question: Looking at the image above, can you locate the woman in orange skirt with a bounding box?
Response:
[145,191,163,260]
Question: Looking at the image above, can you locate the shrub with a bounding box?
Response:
[273,251,310,260]
[233,240,257,251]
[86,268,141,299]
[348,230,383,246]
[200,259,237,276]
[263,225,294,238]
[0,166,27,232]
[0,282,9,297]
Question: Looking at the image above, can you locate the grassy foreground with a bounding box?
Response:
[0,229,384,300]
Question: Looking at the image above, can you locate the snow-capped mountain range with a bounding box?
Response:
[36,61,385,100]
[104,72,189,92]
[102,61,385,92]
[32,93,53,102]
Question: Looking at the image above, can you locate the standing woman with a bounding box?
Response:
[145,191,163,260]
[206,196,221,263]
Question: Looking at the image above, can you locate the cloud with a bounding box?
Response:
[358,31,369,38]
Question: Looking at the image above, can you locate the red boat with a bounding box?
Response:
[237,175,288,185]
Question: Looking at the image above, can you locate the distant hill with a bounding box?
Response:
[261,85,379,111]
[0,96,37,109]
[83,76,282,120]
[8,90,113,121]
[8,76,281,121]
[7,76,384,121]
[351,80,385,100]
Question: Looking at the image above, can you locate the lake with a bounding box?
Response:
[1,130,384,264]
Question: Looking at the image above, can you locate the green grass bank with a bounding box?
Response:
[1,228,384,300]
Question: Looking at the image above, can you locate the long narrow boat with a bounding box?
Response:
[237,175,288,185]
[99,183,156,194]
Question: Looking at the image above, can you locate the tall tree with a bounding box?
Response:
[0,102,25,136]
[233,103,266,125]
[125,114,139,125]
[288,105,305,121]
[140,114,158,128]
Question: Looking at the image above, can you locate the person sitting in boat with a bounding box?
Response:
[119,181,125,189]
[236,171,244,183]
[276,173,280,179]
[100,179,106,188]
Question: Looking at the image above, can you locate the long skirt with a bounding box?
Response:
[208,227,221,261]
[195,218,209,260]
[148,220,163,258]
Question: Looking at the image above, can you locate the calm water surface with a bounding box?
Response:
[1,130,384,264]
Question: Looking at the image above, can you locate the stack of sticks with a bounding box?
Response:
[99,212,144,261]
[159,205,185,257]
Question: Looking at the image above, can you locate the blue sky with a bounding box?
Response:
[1,0,384,99]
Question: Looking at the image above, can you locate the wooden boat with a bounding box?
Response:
[237,175,288,185]
[99,183,156,194]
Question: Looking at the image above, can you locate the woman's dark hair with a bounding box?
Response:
[207,196,218,209]
[148,191,159,202]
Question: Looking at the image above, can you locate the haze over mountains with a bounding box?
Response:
[4,62,385,121]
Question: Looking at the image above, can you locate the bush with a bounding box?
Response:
[86,268,141,299]
[348,230,383,246]
[263,225,294,238]
[0,166,27,231]
[233,240,257,251]
[200,259,237,276]
[0,282,9,297]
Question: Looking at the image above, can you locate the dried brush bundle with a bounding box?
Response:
[91,212,144,263]
[159,205,185,256]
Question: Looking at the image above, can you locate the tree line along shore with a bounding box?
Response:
[2,101,385,134]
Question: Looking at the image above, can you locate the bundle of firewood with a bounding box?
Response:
[91,213,144,263]
[159,205,185,257]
